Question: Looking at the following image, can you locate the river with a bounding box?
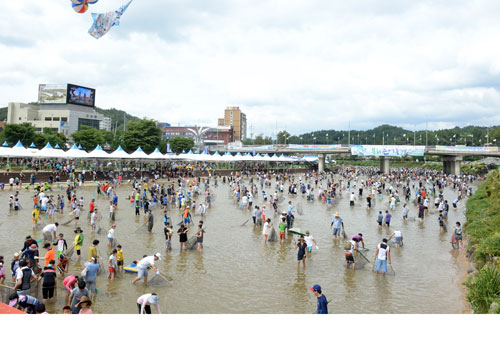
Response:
[0,175,471,313]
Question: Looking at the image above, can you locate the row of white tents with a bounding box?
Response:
[0,141,318,163]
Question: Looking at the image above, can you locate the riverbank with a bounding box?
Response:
[462,170,500,313]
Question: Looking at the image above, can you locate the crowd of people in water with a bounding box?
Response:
[0,163,482,314]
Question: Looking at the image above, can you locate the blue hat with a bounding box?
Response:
[310,284,321,292]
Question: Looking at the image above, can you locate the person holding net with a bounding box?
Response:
[132,253,161,285]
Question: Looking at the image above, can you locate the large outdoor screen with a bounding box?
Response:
[38,84,67,104]
[67,84,96,107]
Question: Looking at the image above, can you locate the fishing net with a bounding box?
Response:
[0,284,13,304]
[30,278,42,300]
[268,227,278,242]
[371,262,396,276]
[297,203,303,215]
[135,223,148,233]
[111,239,120,250]
[65,245,75,259]
[388,239,404,248]
[62,217,73,226]
[97,223,103,234]
[187,236,198,250]
[341,229,348,241]
[147,273,170,287]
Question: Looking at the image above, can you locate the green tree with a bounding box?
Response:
[168,136,194,154]
[122,119,161,153]
[71,126,106,150]
[277,130,291,144]
[2,123,37,146]
[158,138,168,154]
[254,134,273,145]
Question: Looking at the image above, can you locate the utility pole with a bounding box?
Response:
[425,122,428,147]
[348,121,351,146]
[382,131,385,146]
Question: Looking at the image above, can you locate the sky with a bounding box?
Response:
[1,0,500,138]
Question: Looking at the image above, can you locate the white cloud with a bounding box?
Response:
[1,0,500,136]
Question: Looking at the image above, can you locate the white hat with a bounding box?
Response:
[148,294,159,305]
[154,253,162,260]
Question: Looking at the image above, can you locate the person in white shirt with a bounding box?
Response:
[374,239,391,275]
[131,253,161,284]
[42,223,58,242]
[304,231,318,256]
[262,218,272,242]
[241,195,248,209]
[388,230,403,248]
[349,192,356,206]
[90,209,98,234]
[389,196,396,210]
[402,203,409,220]
[137,293,161,314]
[107,224,116,248]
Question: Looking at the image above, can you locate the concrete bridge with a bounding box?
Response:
[209,144,500,175]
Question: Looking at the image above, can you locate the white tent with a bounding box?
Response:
[87,145,110,159]
[109,146,130,159]
[148,148,165,160]
[37,142,64,158]
[176,150,196,161]
[129,146,149,159]
[0,145,11,157]
[65,144,89,159]
[4,141,34,158]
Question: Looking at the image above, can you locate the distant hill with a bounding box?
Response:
[289,124,499,146]
[0,106,142,129]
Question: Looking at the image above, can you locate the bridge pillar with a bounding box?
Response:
[318,154,325,173]
[441,155,463,176]
[380,156,391,174]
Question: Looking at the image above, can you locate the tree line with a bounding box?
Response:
[0,120,195,155]
[246,124,500,146]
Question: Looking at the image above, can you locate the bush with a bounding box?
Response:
[465,265,500,313]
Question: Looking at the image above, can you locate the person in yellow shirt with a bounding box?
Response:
[32,207,40,230]
[73,227,84,260]
[88,239,99,261]
[116,245,124,273]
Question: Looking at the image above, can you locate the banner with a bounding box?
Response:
[350,145,425,157]
[288,144,343,150]
[434,145,499,153]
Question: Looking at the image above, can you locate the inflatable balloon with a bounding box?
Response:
[71,0,98,14]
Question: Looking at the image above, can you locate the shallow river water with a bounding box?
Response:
[0,176,471,313]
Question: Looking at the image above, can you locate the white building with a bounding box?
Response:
[7,102,111,137]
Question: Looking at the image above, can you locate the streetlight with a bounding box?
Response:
[300,136,303,144]
[326,133,328,145]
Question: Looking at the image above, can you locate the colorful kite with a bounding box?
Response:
[88,0,133,39]
[71,0,99,14]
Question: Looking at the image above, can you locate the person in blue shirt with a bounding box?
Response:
[331,212,344,240]
[310,284,328,314]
